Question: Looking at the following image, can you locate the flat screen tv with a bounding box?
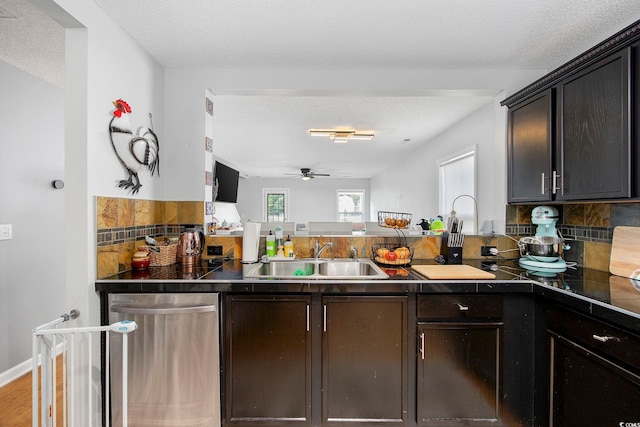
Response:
[213,161,240,203]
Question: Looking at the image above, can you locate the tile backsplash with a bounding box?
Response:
[505,202,640,272]
[96,198,640,278]
[96,197,205,277]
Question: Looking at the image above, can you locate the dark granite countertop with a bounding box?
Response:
[95,257,640,333]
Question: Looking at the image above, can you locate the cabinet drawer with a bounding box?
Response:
[548,305,640,371]
[417,295,502,320]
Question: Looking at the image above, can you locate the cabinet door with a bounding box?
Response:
[507,89,553,203]
[322,296,407,425]
[225,295,312,426]
[558,48,630,200]
[549,333,640,426]
[417,323,502,426]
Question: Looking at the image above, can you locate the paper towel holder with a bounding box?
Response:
[241,221,261,263]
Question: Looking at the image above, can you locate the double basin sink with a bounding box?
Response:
[244,258,389,280]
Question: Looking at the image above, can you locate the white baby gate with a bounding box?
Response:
[32,309,137,427]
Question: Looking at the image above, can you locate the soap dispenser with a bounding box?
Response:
[284,235,294,258]
[266,230,276,257]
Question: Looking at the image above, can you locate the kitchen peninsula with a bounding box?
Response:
[94,17,640,427]
[96,257,640,427]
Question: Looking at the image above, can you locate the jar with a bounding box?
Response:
[132,247,151,270]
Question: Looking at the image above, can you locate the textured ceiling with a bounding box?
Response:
[212,92,495,178]
[4,1,640,178]
[91,0,640,178]
[0,0,64,87]
[94,0,640,70]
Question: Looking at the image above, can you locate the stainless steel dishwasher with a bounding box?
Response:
[108,293,220,427]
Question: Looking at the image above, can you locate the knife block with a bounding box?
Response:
[440,232,463,264]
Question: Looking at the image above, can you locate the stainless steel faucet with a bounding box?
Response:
[350,246,358,261]
[314,235,334,259]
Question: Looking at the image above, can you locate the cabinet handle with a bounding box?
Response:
[420,332,425,360]
[456,303,469,312]
[323,305,327,332]
[552,170,560,194]
[541,173,546,195]
[592,334,620,343]
[306,304,310,332]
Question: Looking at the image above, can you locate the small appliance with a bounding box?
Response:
[518,206,568,272]
[177,228,205,266]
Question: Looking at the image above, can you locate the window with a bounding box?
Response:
[263,188,289,222]
[337,190,365,222]
[439,148,476,233]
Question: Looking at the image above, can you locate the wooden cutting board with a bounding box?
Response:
[412,264,495,280]
[610,226,640,279]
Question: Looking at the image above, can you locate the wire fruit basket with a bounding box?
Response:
[378,211,412,229]
[371,227,413,265]
[372,244,413,265]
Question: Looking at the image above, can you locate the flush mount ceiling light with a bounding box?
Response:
[309,129,374,144]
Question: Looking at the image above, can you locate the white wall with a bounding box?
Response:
[44,1,164,423]
[0,60,65,372]
[237,177,370,223]
[53,0,165,328]
[0,0,164,420]
[370,102,505,233]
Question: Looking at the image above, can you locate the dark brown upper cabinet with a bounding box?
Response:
[502,19,640,204]
[507,90,553,203]
[557,49,630,201]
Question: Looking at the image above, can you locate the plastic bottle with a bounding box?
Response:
[284,235,294,258]
[266,230,276,257]
[275,226,284,249]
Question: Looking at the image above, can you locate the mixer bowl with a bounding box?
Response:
[518,236,564,261]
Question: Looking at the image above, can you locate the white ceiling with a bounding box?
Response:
[91,0,640,178]
[5,0,640,179]
[94,0,640,71]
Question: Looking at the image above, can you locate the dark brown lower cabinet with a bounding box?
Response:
[417,324,502,426]
[548,305,640,427]
[322,296,408,426]
[549,334,640,426]
[225,294,408,427]
[417,295,503,426]
[225,295,312,426]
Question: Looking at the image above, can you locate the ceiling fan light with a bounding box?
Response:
[301,175,312,181]
[349,133,374,140]
[310,129,374,143]
[331,131,352,143]
[309,130,334,137]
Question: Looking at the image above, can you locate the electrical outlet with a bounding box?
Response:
[207,245,223,256]
[0,224,12,240]
[480,246,496,256]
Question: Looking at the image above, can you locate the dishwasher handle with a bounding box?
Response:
[110,304,216,315]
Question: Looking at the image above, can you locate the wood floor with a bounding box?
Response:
[0,357,64,427]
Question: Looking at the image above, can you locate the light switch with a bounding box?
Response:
[0,224,12,240]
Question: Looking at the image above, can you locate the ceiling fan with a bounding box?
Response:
[286,168,331,180]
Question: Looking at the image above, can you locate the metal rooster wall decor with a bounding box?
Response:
[108,99,160,193]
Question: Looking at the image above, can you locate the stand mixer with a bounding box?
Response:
[518,206,568,272]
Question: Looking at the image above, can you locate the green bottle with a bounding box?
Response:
[266,230,276,257]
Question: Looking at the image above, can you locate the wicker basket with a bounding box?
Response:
[150,244,178,267]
